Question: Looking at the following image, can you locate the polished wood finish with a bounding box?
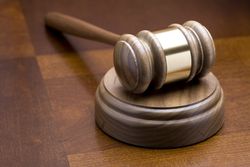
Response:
[45,12,120,45]
[45,13,216,93]
[45,11,222,148]
[95,68,224,148]
[1,0,250,166]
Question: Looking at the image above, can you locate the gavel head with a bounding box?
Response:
[113,21,215,94]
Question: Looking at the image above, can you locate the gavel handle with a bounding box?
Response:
[45,12,120,45]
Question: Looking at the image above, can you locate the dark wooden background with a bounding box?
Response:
[0,0,250,166]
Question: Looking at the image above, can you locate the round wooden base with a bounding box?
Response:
[95,68,224,148]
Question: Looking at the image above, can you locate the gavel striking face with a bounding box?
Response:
[114,21,215,93]
[45,13,215,94]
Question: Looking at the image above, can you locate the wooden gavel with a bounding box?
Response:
[45,12,215,93]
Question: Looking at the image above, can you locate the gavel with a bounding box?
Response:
[45,12,215,93]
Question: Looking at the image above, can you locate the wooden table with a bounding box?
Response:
[1,0,250,166]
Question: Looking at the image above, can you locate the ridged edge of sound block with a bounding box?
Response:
[95,70,224,148]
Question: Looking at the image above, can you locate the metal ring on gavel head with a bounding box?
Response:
[113,21,215,94]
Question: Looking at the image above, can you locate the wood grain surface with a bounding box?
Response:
[103,69,218,108]
[95,68,224,148]
[0,0,250,166]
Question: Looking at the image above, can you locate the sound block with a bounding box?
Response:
[95,68,224,148]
